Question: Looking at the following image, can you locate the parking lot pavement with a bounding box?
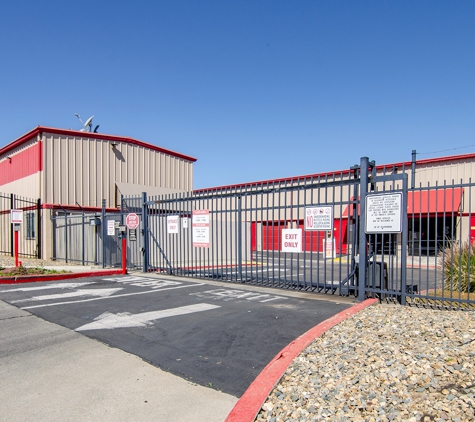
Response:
[0,300,237,422]
[0,274,354,397]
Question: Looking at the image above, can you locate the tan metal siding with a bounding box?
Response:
[0,173,40,199]
[414,158,475,186]
[42,132,194,208]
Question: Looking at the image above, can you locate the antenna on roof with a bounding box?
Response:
[74,113,98,133]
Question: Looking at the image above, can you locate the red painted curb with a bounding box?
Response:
[225,298,379,422]
[0,269,124,284]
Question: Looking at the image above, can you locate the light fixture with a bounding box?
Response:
[110,142,118,148]
[6,156,12,162]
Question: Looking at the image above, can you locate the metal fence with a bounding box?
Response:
[0,193,41,259]
[51,200,122,268]
[121,157,475,309]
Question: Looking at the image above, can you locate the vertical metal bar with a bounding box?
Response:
[142,192,149,273]
[101,199,106,268]
[65,209,69,263]
[237,195,242,281]
[411,150,417,189]
[400,173,408,305]
[36,198,42,259]
[76,202,86,266]
[358,157,370,303]
[10,193,14,257]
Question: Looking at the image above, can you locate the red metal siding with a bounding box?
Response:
[0,141,42,186]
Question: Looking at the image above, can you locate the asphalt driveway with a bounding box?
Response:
[0,274,354,397]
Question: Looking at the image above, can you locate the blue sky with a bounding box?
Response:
[1,1,474,188]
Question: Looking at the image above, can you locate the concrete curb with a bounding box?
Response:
[0,269,124,284]
[224,298,379,422]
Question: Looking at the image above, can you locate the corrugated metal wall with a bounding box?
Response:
[41,131,194,208]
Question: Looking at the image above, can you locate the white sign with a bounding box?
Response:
[10,209,23,224]
[305,206,333,231]
[282,229,302,253]
[193,210,210,248]
[323,238,336,259]
[182,217,189,229]
[107,220,115,236]
[365,193,402,233]
[167,215,179,234]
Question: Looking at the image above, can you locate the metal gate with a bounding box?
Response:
[0,193,41,259]
[51,200,123,268]
[123,157,386,294]
[122,157,475,309]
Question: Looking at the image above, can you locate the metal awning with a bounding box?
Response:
[116,182,186,198]
[342,188,463,218]
[407,188,463,215]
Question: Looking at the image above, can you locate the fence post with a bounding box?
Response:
[358,157,370,303]
[36,198,42,259]
[237,195,243,281]
[120,194,126,270]
[101,199,106,268]
[400,174,409,305]
[65,209,68,263]
[411,150,416,189]
[142,192,149,273]
[10,194,14,257]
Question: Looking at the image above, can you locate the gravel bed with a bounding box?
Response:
[256,304,475,422]
[0,255,83,268]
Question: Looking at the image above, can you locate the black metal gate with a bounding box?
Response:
[0,193,41,259]
[122,156,475,309]
[51,200,122,268]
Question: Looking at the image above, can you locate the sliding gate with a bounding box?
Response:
[123,157,420,304]
[122,156,475,308]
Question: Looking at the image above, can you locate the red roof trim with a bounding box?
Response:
[0,126,197,163]
[194,169,354,193]
[194,153,475,193]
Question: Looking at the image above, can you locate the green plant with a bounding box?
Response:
[437,242,475,293]
[0,266,70,277]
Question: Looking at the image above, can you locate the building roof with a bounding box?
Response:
[0,126,197,163]
[194,151,475,193]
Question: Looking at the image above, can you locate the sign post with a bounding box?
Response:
[11,210,23,267]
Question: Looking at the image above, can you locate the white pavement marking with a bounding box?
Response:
[21,283,205,310]
[11,288,123,303]
[75,303,221,331]
[189,288,287,303]
[0,282,94,293]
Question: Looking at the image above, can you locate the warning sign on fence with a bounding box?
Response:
[304,206,333,231]
[281,229,302,253]
[365,193,402,233]
[193,209,209,248]
[167,215,179,234]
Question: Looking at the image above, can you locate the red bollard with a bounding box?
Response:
[14,230,19,267]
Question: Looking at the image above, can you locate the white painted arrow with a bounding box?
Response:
[11,288,123,303]
[75,303,221,331]
[0,282,93,293]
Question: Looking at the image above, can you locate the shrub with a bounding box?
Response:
[437,242,475,293]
